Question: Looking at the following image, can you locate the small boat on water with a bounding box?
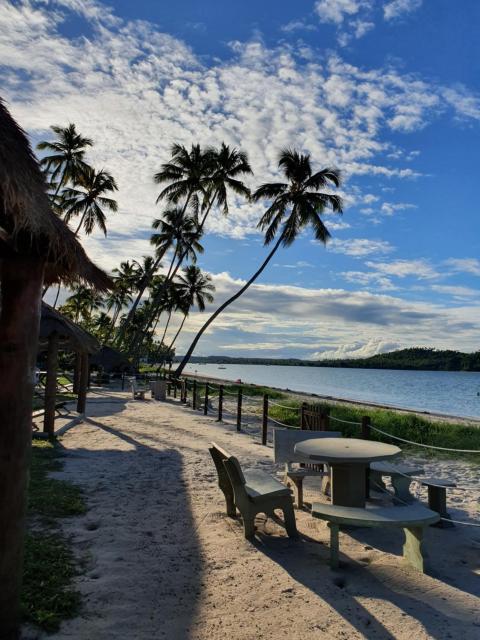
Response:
[218,366,227,369]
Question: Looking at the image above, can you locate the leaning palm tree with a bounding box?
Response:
[167,265,215,350]
[63,166,118,236]
[174,149,343,377]
[37,123,93,198]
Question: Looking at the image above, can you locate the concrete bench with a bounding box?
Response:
[209,442,298,539]
[420,478,456,528]
[312,502,439,572]
[273,429,341,509]
[369,461,424,503]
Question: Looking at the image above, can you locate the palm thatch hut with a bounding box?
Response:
[0,97,111,638]
[90,344,132,374]
[39,303,101,433]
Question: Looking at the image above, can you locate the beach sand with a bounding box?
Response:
[31,389,480,639]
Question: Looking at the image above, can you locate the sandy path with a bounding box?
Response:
[39,390,480,639]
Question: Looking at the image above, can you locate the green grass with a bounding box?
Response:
[267,398,480,461]
[22,440,86,633]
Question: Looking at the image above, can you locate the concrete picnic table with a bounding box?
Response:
[294,437,401,508]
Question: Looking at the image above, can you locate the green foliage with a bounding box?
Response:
[22,440,86,632]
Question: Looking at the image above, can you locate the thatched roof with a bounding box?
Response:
[0,98,111,291]
[38,303,100,354]
[90,345,132,372]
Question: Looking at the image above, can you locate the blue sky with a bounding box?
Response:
[2,0,480,358]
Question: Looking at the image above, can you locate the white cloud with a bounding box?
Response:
[341,270,396,290]
[281,19,317,33]
[384,0,422,21]
[174,271,480,356]
[431,285,480,298]
[445,258,480,276]
[328,238,394,256]
[311,337,401,360]
[380,201,416,215]
[315,0,370,25]
[365,259,439,279]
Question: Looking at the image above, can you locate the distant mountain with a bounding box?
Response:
[174,348,480,372]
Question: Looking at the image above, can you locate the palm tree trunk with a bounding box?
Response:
[174,235,283,378]
[168,314,187,350]
[52,283,61,309]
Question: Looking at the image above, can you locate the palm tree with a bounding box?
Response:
[63,167,118,236]
[174,149,343,377]
[105,283,133,330]
[167,265,215,350]
[61,285,103,324]
[37,123,93,198]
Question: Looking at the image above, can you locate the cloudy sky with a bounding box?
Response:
[2,0,480,359]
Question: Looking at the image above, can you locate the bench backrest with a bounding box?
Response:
[273,428,341,464]
[209,442,235,494]
[223,455,250,511]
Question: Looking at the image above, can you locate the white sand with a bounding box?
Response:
[34,389,480,639]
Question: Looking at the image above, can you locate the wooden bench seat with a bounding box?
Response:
[312,502,439,572]
[420,477,456,528]
[273,429,341,508]
[370,461,424,503]
[209,442,298,539]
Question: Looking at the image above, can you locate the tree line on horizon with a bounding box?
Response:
[180,347,480,372]
[38,124,343,372]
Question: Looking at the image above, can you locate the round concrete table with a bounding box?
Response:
[294,438,401,508]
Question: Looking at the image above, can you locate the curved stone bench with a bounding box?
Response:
[311,502,439,572]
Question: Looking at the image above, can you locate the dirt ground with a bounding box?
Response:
[31,389,480,639]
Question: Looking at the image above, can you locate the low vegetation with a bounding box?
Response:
[22,440,86,632]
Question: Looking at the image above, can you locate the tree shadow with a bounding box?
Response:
[52,418,204,639]
[250,520,479,639]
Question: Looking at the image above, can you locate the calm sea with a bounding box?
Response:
[183,363,480,420]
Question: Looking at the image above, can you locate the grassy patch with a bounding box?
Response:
[268,398,480,461]
[22,440,86,633]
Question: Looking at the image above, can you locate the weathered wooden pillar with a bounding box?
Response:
[217,385,223,422]
[76,352,89,414]
[43,332,59,434]
[262,394,269,445]
[73,351,81,394]
[0,255,45,640]
[236,387,242,432]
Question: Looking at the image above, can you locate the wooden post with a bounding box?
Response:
[362,415,371,499]
[236,387,242,432]
[0,255,45,638]
[192,380,197,410]
[262,394,268,446]
[43,332,59,434]
[73,351,81,394]
[183,379,188,403]
[300,402,306,429]
[361,415,371,439]
[121,371,125,390]
[321,407,330,431]
[173,381,177,399]
[217,385,223,422]
[204,383,209,415]
[76,352,89,414]
[167,380,171,396]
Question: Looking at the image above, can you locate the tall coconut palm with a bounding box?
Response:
[37,123,93,197]
[63,167,118,236]
[167,266,215,351]
[62,285,103,323]
[105,283,133,330]
[174,149,343,377]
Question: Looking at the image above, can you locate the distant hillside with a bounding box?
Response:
[175,348,480,372]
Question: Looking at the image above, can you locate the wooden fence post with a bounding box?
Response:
[262,394,269,446]
[236,387,242,431]
[218,385,223,422]
[192,380,197,410]
[300,402,306,429]
[361,415,371,439]
[321,407,330,431]
[76,352,89,415]
[204,383,209,415]
[167,380,171,396]
[173,381,177,399]
[183,379,188,403]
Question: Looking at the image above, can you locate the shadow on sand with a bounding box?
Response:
[54,416,203,639]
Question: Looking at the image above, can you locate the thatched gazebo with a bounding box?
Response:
[90,344,132,374]
[0,98,111,639]
[39,303,100,433]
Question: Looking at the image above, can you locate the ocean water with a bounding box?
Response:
[183,363,480,420]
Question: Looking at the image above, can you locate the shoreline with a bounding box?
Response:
[181,370,480,426]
